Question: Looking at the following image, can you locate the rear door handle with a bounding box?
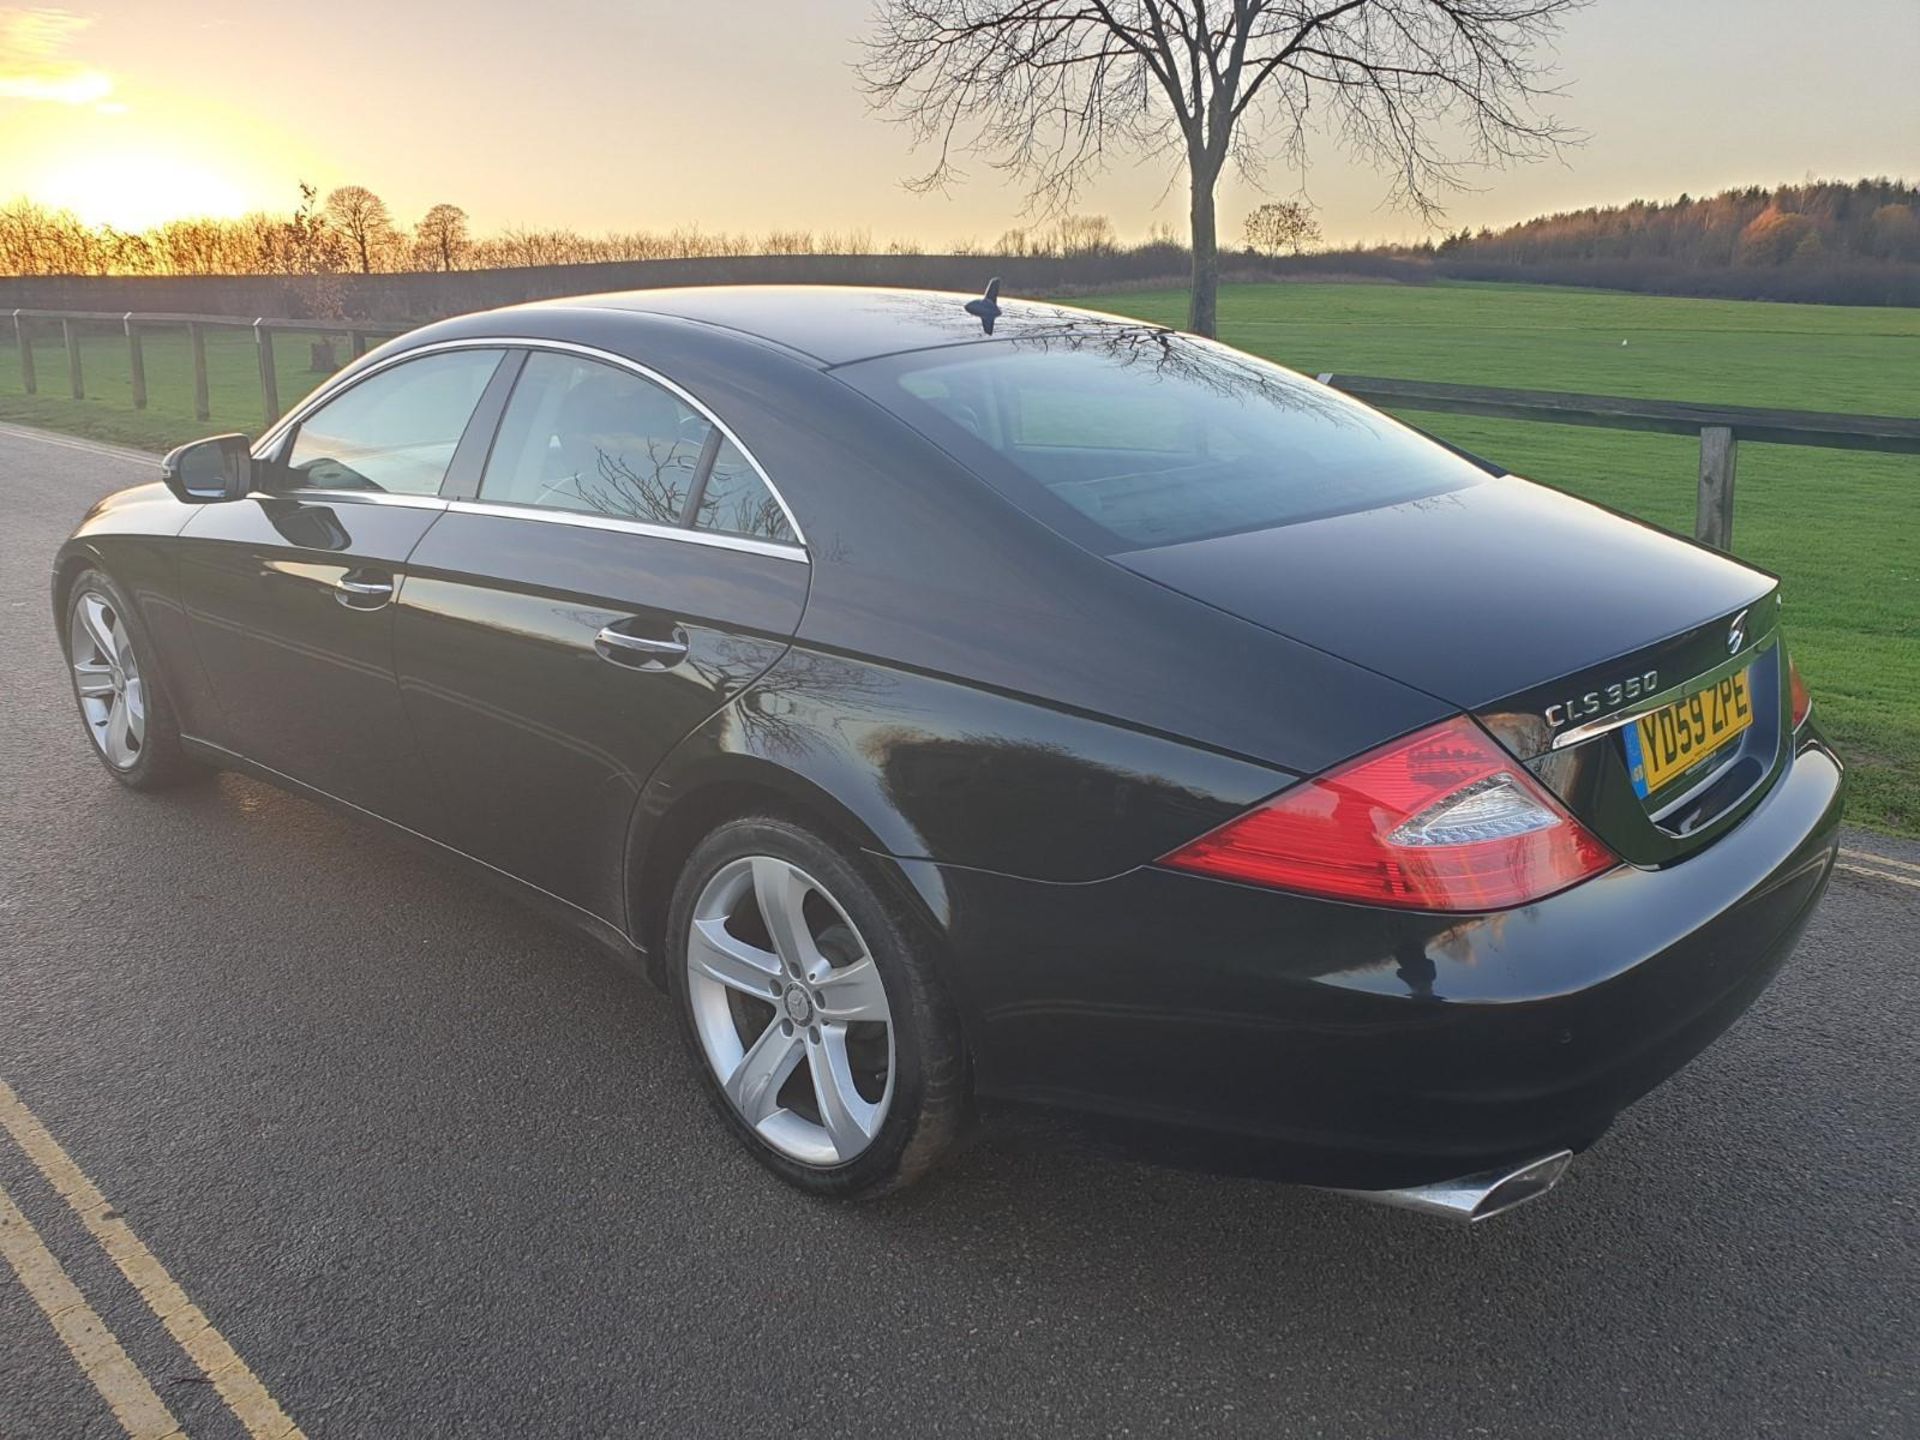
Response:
[334,570,395,609]
[595,623,689,670]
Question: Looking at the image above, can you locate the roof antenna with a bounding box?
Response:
[964,277,1002,335]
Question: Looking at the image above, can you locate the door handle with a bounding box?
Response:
[595,623,689,669]
[334,571,395,609]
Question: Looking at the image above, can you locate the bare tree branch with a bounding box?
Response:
[858,0,1586,333]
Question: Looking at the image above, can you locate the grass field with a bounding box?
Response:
[2,282,1916,833]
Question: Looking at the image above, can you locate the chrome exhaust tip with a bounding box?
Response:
[1335,1149,1573,1224]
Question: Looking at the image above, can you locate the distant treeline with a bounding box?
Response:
[1403,180,1920,306]
[0,186,1185,280]
[2,177,1915,307]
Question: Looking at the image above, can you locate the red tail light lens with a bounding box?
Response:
[1788,656,1812,729]
[1160,716,1615,911]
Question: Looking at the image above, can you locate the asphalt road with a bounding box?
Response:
[2,422,1916,1440]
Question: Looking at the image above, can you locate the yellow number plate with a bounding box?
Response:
[1624,666,1755,798]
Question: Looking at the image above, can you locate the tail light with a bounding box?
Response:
[1788,656,1812,729]
[1159,715,1615,911]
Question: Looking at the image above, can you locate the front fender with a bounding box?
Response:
[51,484,222,740]
[51,481,194,624]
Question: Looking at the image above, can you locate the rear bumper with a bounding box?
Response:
[889,736,1844,1188]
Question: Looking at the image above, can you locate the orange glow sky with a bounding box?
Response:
[2,1,1916,243]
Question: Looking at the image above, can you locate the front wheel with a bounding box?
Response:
[666,815,969,1198]
[63,568,203,791]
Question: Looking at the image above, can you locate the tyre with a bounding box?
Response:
[63,568,204,791]
[666,814,969,1198]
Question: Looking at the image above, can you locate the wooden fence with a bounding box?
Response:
[6,307,1916,553]
[9,308,409,429]
[1317,373,1920,550]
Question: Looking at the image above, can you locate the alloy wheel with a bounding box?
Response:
[685,855,895,1166]
[69,591,146,771]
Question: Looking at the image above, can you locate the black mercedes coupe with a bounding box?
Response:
[52,286,1843,1222]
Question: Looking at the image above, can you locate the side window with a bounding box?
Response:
[284,348,503,495]
[480,352,712,524]
[692,439,796,544]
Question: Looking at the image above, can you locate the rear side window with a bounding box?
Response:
[285,348,503,495]
[850,334,1484,551]
[480,351,712,524]
[693,438,795,543]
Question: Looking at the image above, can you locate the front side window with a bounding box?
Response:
[479,352,713,523]
[284,348,503,495]
[845,332,1486,551]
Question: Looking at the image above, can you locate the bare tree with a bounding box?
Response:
[254,183,346,276]
[860,1,1583,335]
[415,203,471,271]
[1244,199,1322,255]
[1051,212,1119,255]
[269,182,349,316]
[323,184,395,273]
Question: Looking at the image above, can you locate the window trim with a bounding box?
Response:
[679,427,725,527]
[442,497,808,563]
[253,335,808,557]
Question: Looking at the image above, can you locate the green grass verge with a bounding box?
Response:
[1078,282,1920,835]
[2,283,1915,832]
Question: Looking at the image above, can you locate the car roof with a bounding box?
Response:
[514,284,1162,367]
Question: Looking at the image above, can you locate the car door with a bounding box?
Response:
[393,345,809,925]
[173,346,511,834]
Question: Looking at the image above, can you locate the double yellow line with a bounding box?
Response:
[0,1077,305,1440]
[1835,846,1920,893]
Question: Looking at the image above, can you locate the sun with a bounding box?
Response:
[36,150,251,231]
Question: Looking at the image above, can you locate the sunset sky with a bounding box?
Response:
[2,0,1915,243]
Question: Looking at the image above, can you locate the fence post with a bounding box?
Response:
[13,310,33,394]
[1695,425,1738,550]
[124,313,146,410]
[188,322,210,422]
[254,320,279,427]
[62,318,83,400]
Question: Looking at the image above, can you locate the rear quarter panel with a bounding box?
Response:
[637,644,1296,885]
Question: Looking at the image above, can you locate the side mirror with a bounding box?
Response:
[161,433,255,504]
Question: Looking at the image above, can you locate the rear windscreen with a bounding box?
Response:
[841,331,1486,552]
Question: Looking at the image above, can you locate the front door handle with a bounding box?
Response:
[595,623,689,670]
[334,570,395,609]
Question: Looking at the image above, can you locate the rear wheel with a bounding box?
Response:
[64,568,202,791]
[666,815,968,1198]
